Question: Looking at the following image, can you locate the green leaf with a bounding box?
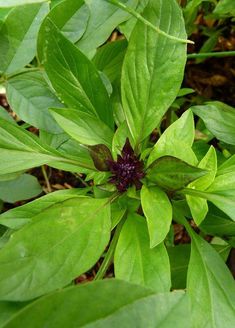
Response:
[0,0,48,7]
[191,101,235,145]
[186,146,217,225]
[0,197,111,301]
[200,204,235,237]
[76,0,138,55]
[0,3,49,74]
[6,72,63,133]
[93,39,128,83]
[50,107,113,148]
[148,110,197,166]
[0,188,89,230]
[187,228,235,327]
[112,120,133,158]
[2,280,190,328]
[0,301,27,328]
[41,18,113,129]
[114,213,171,292]
[141,185,172,248]
[0,174,42,203]
[213,0,235,17]
[147,156,207,191]
[0,106,16,124]
[121,0,187,145]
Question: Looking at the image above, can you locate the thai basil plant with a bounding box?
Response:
[0,0,235,326]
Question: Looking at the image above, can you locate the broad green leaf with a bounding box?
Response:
[115,213,171,292]
[191,101,235,145]
[76,0,138,55]
[0,188,89,230]
[121,0,187,145]
[186,147,217,225]
[213,0,235,17]
[0,106,15,124]
[0,118,86,174]
[0,3,49,74]
[218,154,235,175]
[0,174,42,203]
[0,301,27,328]
[6,72,63,133]
[168,243,231,290]
[200,204,235,237]
[141,185,172,248]
[148,110,197,166]
[37,0,89,60]
[93,39,128,83]
[0,197,111,301]
[147,156,207,191]
[0,0,47,6]
[187,229,235,328]
[2,280,190,328]
[50,108,113,148]
[41,18,113,129]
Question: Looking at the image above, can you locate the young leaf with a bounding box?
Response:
[6,71,63,134]
[141,185,172,248]
[0,188,88,230]
[191,101,235,145]
[50,107,113,148]
[114,213,171,292]
[121,0,187,145]
[148,110,197,166]
[0,197,111,301]
[147,156,207,191]
[89,144,113,171]
[2,280,189,328]
[41,18,114,129]
[187,228,235,327]
[0,174,42,203]
[0,3,49,74]
[186,146,217,225]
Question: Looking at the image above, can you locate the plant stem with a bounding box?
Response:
[187,51,235,59]
[41,165,52,193]
[95,214,126,280]
[106,0,194,44]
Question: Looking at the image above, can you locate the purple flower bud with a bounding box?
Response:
[107,139,145,192]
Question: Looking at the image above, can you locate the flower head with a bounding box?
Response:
[107,139,145,192]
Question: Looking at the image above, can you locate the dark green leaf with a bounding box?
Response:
[0,197,111,301]
[121,0,187,145]
[114,213,171,292]
[6,72,63,133]
[191,101,235,145]
[41,18,113,128]
[0,3,49,74]
[187,228,235,327]
[0,174,42,203]
[147,156,207,191]
[3,280,189,328]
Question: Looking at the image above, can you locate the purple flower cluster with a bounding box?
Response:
[107,139,145,192]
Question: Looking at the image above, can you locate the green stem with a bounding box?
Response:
[41,165,52,193]
[106,0,194,44]
[95,214,126,280]
[187,51,235,59]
